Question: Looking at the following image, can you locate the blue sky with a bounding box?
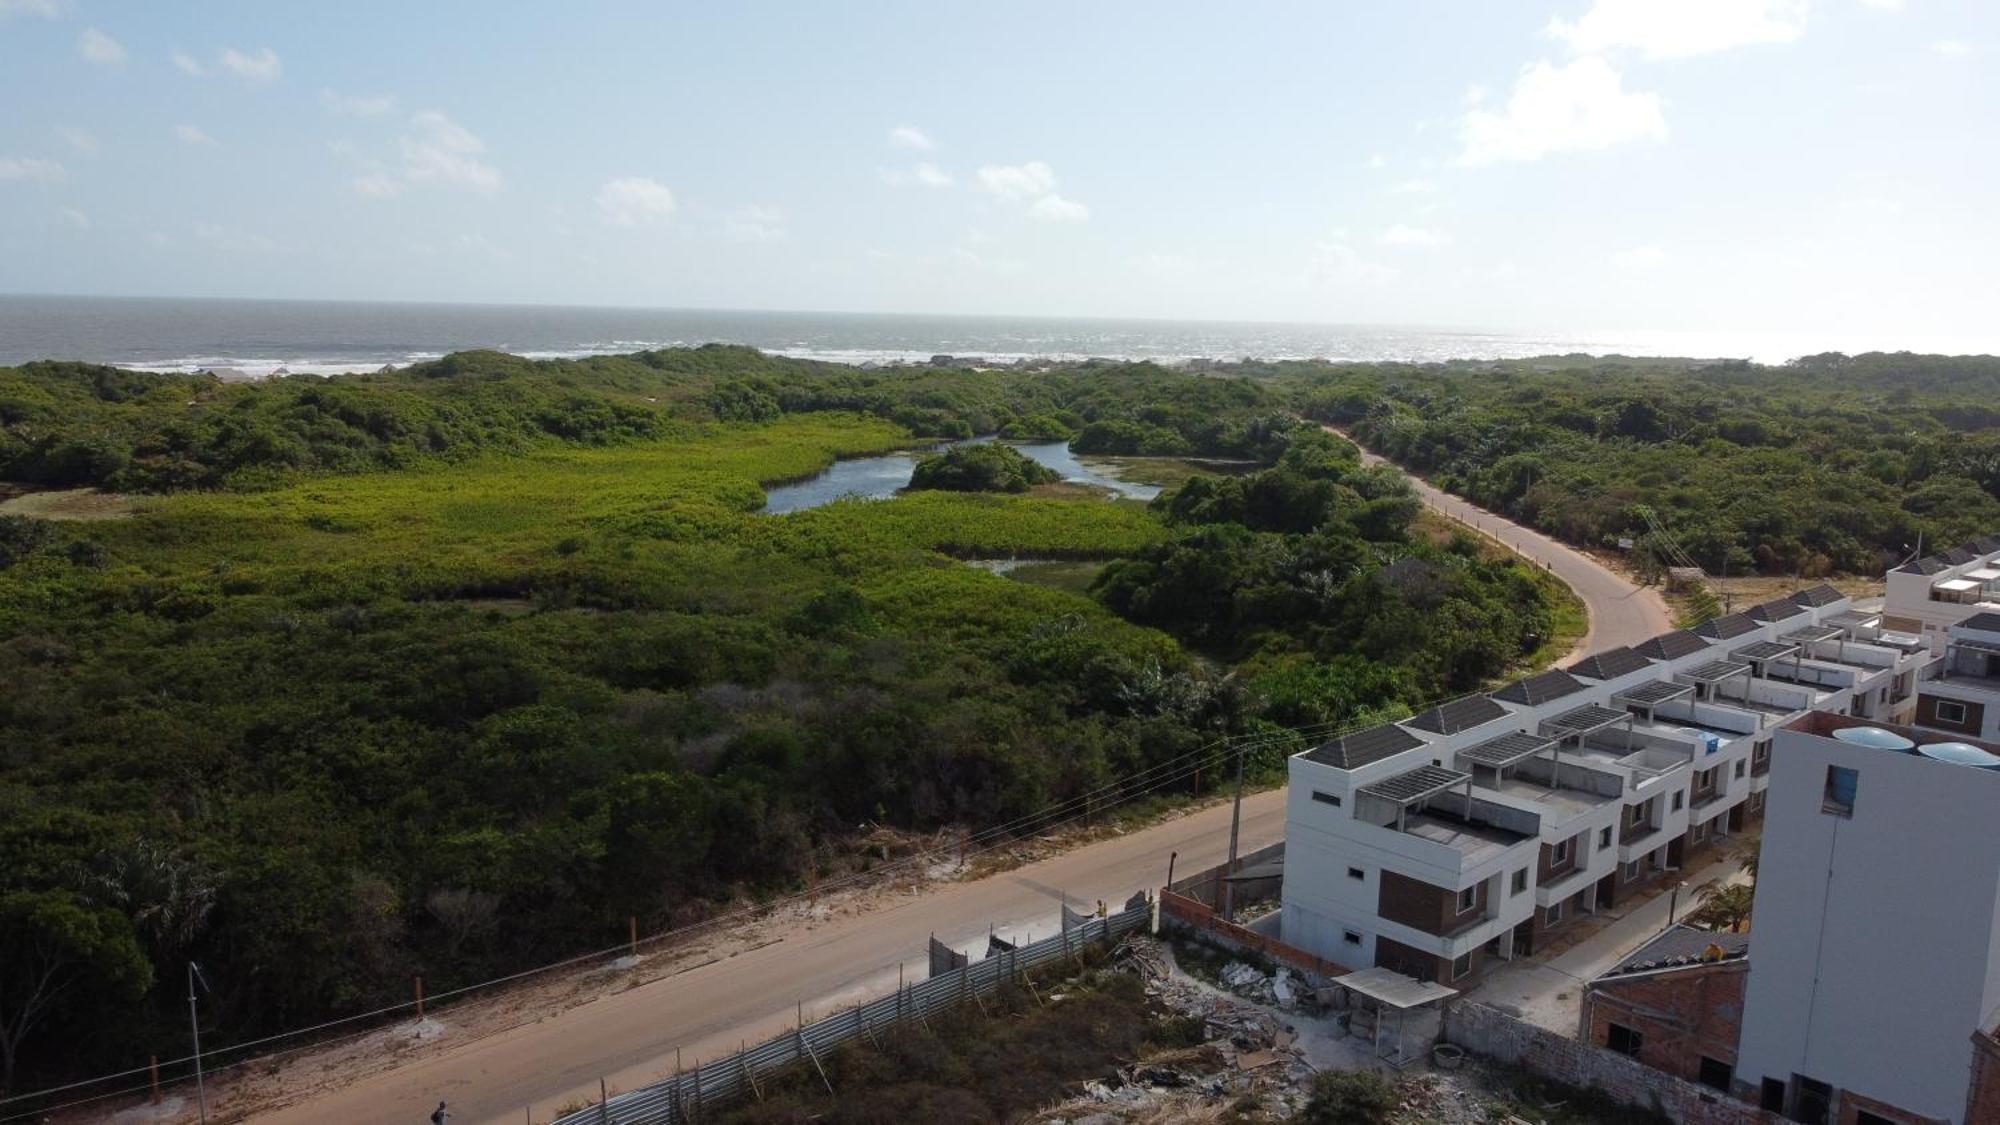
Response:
[0,1,1992,345]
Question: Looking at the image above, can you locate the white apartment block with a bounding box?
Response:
[1279,585,1929,988]
[1911,612,2000,744]
[1736,710,2000,1124]
[1884,535,2000,652]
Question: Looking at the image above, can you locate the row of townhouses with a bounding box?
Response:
[1278,582,1929,991]
[1884,534,2000,650]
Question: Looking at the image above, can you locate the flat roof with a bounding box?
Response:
[1459,730,1558,769]
[1694,613,1760,640]
[1617,679,1696,708]
[1734,640,1801,663]
[1338,965,1457,1009]
[1543,703,1631,738]
[1969,568,2000,582]
[1635,630,1710,660]
[1359,763,1471,805]
[1683,659,1754,683]
[1492,669,1589,706]
[1405,694,1510,736]
[1783,623,1843,645]
[1302,722,1426,770]
[1565,646,1654,681]
[1936,578,1981,593]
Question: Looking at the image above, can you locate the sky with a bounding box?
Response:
[0,0,1993,345]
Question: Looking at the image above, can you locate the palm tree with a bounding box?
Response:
[1736,841,1759,883]
[1688,881,1754,933]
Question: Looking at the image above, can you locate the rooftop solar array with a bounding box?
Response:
[1405,694,1510,735]
[1543,703,1631,738]
[1683,659,1753,683]
[1565,646,1653,681]
[1733,640,1801,663]
[1694,613,1760,640]
[1616,679,1695,708]
[1458,730,1557,769]
[1491,669,1589,706]
[1635,630,1710,661]
[1303,721,1426,769]
[1359,763,1471,805]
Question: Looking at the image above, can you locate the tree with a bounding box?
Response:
[1303,1068,1400,1125]
[1687,881,1754,933]
[0,890,152,1093]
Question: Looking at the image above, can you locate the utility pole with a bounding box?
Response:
[1222,745,1245,922]
[188,962,209,1124]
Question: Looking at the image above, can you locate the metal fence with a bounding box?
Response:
[553,897,1154,1125]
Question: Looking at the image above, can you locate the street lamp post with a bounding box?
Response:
[188,962,209,1124]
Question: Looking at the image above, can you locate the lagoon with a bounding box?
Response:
[761,437,1161,513]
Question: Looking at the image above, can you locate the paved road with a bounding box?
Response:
[257,792,1287,1125]
[1331,427,1674,654]
[258,435,1666,1125]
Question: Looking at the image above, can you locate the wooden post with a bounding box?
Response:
[958,828,969,868]
[414,975,424,1021]
[809,866,819,910]
[628,916,638,960]
[598,1077,610,1125]
[149,1055,160,1105]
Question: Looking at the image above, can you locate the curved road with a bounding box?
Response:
[247,441,1665,1125]
[1335,427,1673,654]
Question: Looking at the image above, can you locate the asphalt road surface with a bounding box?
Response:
[261,434,1665,1124]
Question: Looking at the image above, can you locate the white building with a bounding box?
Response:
[1278,585,1929,987]
[1735,710,2000,1124]
[1883,535,2000,652]
[1911,612,2000,743]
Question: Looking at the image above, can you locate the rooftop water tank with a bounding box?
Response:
[1916,741,2000,769]
[1830,726,1915,751]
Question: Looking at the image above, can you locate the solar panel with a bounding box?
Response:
[1694,613,1761,639]
[1303,722,1425,769]
[1405,694,1510,735]
[1565,646,1654,681]
[1359,764,1470,805]
[1458,730,1556,769]
[1635,630,1710,660]
[1492,669,1588,706]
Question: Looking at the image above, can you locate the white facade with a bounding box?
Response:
[1914,613,2000,743]
[1884,535,2000,652]
[1736,714,2000,1122]
[1279,585,1931,985]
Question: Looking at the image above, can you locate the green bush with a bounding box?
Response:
[1302,1069,1401,1125]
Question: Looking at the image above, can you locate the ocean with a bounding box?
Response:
[0,294,1973,374]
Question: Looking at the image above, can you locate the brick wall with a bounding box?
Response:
[1444,1001,1785,1125]
[1916,691,1985,735]
[1158,890,1353,983]
[1378,868,1482,935]
[1964,1029,2000,1125]
[1580,962,1746,1087]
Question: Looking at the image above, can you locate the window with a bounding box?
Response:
[1457,885,1478,913]
[1599,826,1612,849]
[1625,860,1640,879]
[1759,1079,1786,1112]
[1451,952,1473,979]
[1311,790,1343,808]
[1853,1111,1894,1125]
[1735,759,1747,779]
[1936,699,1969,725]
[1672,789,1685,812]
[1511,868,1528,895]
[1823,764,1858,817]
[1343,929,1362,946]
[1605,1023,1642,1056]
[1347,866,1365,881]
[1546,899,1563,925]
[1697,1057,1733,1092]
[1551,838,1572,866]
[1753,740,1771,765]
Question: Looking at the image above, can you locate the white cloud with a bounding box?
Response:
[1365,153,1388,170]
[174,124,216,146]
[1028,192,1089,222]
[1378,224,1451,247]
[0,0,64,17]
[351,172,402,198]
[57,205,88,229]
[1611,244,1668,269]
[172,52,206,76]
[880,161,953,188]
[723,204,786,241]
[1548,0,1808,59]
[1462,85,1489,107]
[0,157,64,183]
[217,46,281,81]
[1459,56,1665,166]
[1390,178,1438,194]
[595,176,676,226]
[76,27,125,64]
[401,111,501,194]
[1858,0,1904,9]
[1309,241,1396,287]
[1932,39,1972,56]
[887,126,935,151]
[321,88,396,116]
[977,161,1057,200]
[57,127,98,155]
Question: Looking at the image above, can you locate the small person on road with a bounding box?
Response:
[431,1101,450,1125]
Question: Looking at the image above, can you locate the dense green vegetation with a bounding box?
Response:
[1283,353,2000,575]
[0,348,1561,1099]
[906,442,1061,493]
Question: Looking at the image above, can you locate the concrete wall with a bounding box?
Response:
[1736,725,2000,1122]
[1443,1001,1783,1125]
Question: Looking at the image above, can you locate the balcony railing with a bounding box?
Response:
[1692,786,1725,808]
[1619,820,1661,846]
